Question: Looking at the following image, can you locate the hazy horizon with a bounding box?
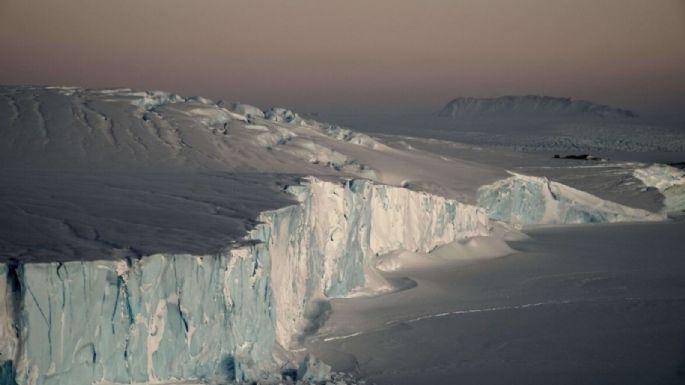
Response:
[1,0,683,116]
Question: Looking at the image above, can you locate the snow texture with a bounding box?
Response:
[0,86,381,175]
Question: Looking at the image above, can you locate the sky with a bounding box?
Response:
[0,0,684,115]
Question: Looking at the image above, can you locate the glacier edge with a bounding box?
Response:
[477,172,664,225]
[0,177,491,385]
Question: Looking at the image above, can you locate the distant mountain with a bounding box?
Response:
[438,96,638,119]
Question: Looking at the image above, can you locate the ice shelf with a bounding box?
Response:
[0,177,490,385]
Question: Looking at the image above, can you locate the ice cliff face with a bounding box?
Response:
[266,178,489,349]
[0,177,489,385]
[634,164,685,214]
[438,96,637,119]
[0,264,17,380]
[477,173,663,225]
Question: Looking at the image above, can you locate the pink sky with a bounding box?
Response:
[1,0,683,114]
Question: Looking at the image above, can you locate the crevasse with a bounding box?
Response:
[0,177,490,385]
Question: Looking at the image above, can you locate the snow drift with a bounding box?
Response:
[477,173,663,225]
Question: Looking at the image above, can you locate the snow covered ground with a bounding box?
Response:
[306,221,685,385]
[0,86,683,385]
[322,96,685,159]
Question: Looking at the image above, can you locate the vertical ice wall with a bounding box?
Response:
[477,173,663,225]
[0,264,18,385]
[265,178,490,349]
[0,177,490,385]
[633,164,685,214]
[9,254,277,385]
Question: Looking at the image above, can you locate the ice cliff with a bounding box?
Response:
[634,164,685,214]
[477,173,663,225]
[0,177,490,385]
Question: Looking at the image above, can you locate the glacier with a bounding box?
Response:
[477,173,664,225]
[0,177,490,385]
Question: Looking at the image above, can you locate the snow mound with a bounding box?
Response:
[477,173,664,225]
[634,164,685,213]
[439,95,637,119]
[261,107,384,149]
[310,121,385,149]
[92,88,186,111]
[265,107,301,124]
[185,105,241,129]
[376,235,514,272]
[224,102,266,120]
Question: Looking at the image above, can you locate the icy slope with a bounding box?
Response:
[438,96,637,119]
[0,177,489,385]
[0,86,377,175]
[477,173,663,225]
[634,164,685,213]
